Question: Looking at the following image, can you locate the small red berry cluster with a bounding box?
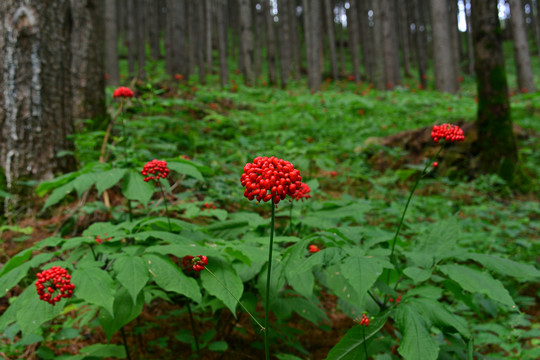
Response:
[360,314,369,327]
[389,295,402,304]
[241,156,302,205]
[201,202,216,211]
[95,234,112,244]
[35,266,75,305]
[431,124,465,143]
[113,86,134,98]
[141,159,170,182]
[191,255,208,272]
[292,182,311,201]
[308,244,320,253]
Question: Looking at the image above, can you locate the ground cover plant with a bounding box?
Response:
[0,64,539,360]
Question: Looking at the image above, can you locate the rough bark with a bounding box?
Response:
[0,0,76,191]
[465,0,475,75]
[239,0,255,85]
[372,0,385,90]
[338,18,346,76]
[71,0,106,122]
[288,0,301,79]
[323,0,338,80]
[471,0,519,184]
[254,1,263,80]
[147,0,161,60]
[105,0,119,86]
[263,0,277,85]
[304,0,322,91]
[165,0,188,79]
[509,0,536,92]
[216,0,229,87]
[430,0,459,92]
[205,0,213,73]
[449,0,462,78]
[398,0,412,77]
[127,0,135,75]
[196,0,206,84]
[412,0,428,88]
[347,0,361,80]
[187,0,196,77]
[381,0,399,89]
[359,0,373,82]
[279,0,292,87]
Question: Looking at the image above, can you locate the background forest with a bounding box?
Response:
[0,0,539,360]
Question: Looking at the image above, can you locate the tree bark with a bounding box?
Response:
[196,0,206,84]
[147,0,161,60]
[216,0,229,87]
[71,0,106,122]
[289,0,302,79]
[465,0,475,75]
[239,0,255,85]
[430,0,459,92]
[347,0,361,81]
[398,0,412,77]
[263,0,278,85]
[323,0,338,80]
[381,0,399,89]
[359,0,373,82]
[165,0,188,79]
[205,0,213,74]
[0,0,75,191]
[412,0,428,88]
[471,0,519,184]
[127,0,136,76]
[509,0,536,92]
[105,0,120,86]
[305,0,322,91]
[449,0,462,78]
[279,0,292,87]
[254,1,263,81]
[372,0,385,90]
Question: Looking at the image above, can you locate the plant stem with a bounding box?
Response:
[265,200,276,360]
[362,326,368,359]
[120,327,132,360]
[186,302,201,360]
[204,267,265,331]
[88,244,97,261]
[158,183,172,232]
[120,109,133,222]
[385,146,444,288]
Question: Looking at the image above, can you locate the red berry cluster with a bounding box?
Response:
[201,202,216,211]
[308,244,320,253]
[360,314,369,327]
[431,123,465,143]
[35,267,75,305]
[292,182,311,201]
[240,156,302,205]
[192,255,208,272]
[389,295,402,304]
[95,234,112,244]
[112,86,134,98]
[141,159,170,182]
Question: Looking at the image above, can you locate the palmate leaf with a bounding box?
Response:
[395,303,439,360]
[438,264,516,308]
[326,311,390,360]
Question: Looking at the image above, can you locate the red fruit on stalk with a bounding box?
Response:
[141,159,170,183]
[431,123,465,143]
[113,86,134,98]
[35,266,75,305]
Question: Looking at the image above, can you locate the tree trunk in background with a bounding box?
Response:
[166,0,188,79]
[127,0,135,76]
[263,0,277,85]
[305,0,322,91]
[196,0,206,84]
[398,0,412,77]
[188,0,196,78]
[430,0,459,92]
[216,0,229,87]
[471,0,519,185]
[254,2,263,81]
[465,0,475,75]
[347,0,361,80]
[359,0,373,82]
[323,0,338,80]
[205,0,213,73]
[525,0,540,59]
[372,0,385,90]
[449,0,461,78]
[239,0,255,85]
[147,0,161,60]
[279,0,292,87]
[105,0,119,86]
[0,0,75,192]
[381,0,398,89]
[134,0,146,78]
[535,0,540,58]
[509,0,536,92]
[338,20,346,76]
[288,0,301,79]
[391,0,402,85]
[413,0,428,88]
[71,0,106,122]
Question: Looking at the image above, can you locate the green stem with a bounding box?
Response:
[158,183,172,232]
[386,145,444,286]
[186,302,201,360]
[362,326,368,359]
[120,327,132,360]
[265,200,276,360]
[120,103,133,222]
[88,244,97,261]
[204,267,265,331]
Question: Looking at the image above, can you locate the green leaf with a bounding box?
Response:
[411,298,471,338]
[99,287,144,341]
[96,169,126,195]
[288,297,328,324]
[122,170,155,206]
[114,255,149,304]
[326,311,390,360]
[0,263,31,297]
[143,254,201,303]
[73,172,98,197]
[16,286,65,337]
[438,264,516,308]
[395,303,439,360]
[403,266,432,284]
[42,182,75,210]
[0,248,32,277]
[208,341,228,352]
[167,161,204,181]
[466,253,540,281]
[287,270,314,299]
[417,217,460,263]
[72,267,115,316]
[201,257,243,315]
[79,343,126,358]
[340,256,383,301]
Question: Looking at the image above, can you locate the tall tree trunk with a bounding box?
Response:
[338,19,346,76]
[105,0,120,86]
[381,0,398,89]
[279,0,292,87]
[196,0,206,84]
[347,0,361,80]
[323,0,338,80]
[127,0,135,76]
[509,0,536,92]
[449,0,461,78]
[0,0,75,192]
[205,0,213,73]
[372,0,385,90]
[147,0,161,60]
[465,0,475,75]
[239,0,255,85]
[430,0,459,92]
[289,0,302,79]
[71,0,106,122]
[187,0,196,78]
[471,0,519,184]
[398,0,412,77]
[535,0,540,58]
[305,0,322,91]
[165,0,188,79]
[413,0,428,88]
[216,0,229,87]
[134,0,146,78]
[254,1,263,81]
[359,0,373,81]
[263,0,277,85]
